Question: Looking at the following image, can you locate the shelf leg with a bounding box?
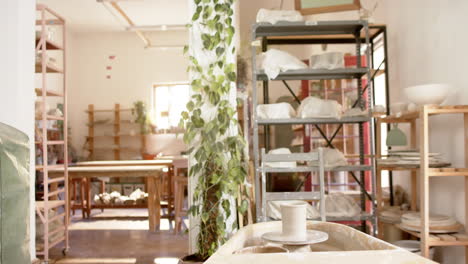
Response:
[420,106,430,258]
[410,120,418,211]
[464,113,468,263]
[411,171,417,211]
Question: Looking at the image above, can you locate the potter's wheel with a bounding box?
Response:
[262,230,328,245]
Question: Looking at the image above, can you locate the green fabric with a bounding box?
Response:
[0,122,31,264]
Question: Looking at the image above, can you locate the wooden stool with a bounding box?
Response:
[174,176,188,234]
[69,177,87,218]
[70,177,107,218]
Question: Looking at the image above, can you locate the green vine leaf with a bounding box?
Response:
[180,0,249,260]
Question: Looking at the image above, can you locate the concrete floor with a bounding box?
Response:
[48,209,189,264]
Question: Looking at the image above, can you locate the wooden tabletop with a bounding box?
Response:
[50,165,167,173]
[75,160,174,166]
[74,156,187,167]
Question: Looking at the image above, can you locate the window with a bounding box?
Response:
[153,83,190,131]
[372,35,390,188]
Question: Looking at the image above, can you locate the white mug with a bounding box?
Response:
[281,201,307,241]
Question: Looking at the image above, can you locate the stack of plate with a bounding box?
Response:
[400,212,463,233]
[379,207,407,224]
[378,149,449,167]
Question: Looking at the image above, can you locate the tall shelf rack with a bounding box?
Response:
[251,21,377,233]
[35,4,69,262]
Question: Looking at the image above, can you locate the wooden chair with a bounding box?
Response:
[173,159,188,234]
[70,177,106,219]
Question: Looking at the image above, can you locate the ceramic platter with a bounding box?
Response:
[261,230,329,245]
[399,223,463,234]
[389,151,441,157]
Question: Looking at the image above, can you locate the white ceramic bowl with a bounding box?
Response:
[404,83,450,105]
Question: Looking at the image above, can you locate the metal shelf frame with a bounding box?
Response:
[251,20,377,234]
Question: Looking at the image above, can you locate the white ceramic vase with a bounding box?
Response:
[281,201,307,241]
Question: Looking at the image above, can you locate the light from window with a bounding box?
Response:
[153,83,189,130]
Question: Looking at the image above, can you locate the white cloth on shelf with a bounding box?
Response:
[260,49,307,79]
[323,193,361,218]
[297,96,343,119]
[310,52,344,70]
[264,148,296,168]
[256,8,303,24]
[257,102,296,119]
[308,148,348,168]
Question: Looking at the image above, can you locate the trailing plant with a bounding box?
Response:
[132,101,151,134]
[180,0,249,260]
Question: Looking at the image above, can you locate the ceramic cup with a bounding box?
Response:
[280,201,307,241]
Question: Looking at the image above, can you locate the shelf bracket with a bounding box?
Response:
[282,80,301,104]
[350,171,374,201]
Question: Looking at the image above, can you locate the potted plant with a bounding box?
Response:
[179,0,249,262]
[132,101,151,134]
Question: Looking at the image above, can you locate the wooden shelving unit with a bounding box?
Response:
[86,103,145,160]
[34,4,69,262]
[376,105,468,260]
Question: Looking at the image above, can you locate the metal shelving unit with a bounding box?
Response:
[35,4,69,263]
[251,20,377,234]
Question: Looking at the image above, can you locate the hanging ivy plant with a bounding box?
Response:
[180,0,249,260]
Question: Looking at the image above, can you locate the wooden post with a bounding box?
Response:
[88,104,94,160]
[114,103,120,160]
[420,105,430,257]
[410,120,417,211]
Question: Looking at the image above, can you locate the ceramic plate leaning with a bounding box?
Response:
[262,230,329,245]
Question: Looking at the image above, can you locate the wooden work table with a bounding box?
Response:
[49,165,166,232]
[74,158,186,216]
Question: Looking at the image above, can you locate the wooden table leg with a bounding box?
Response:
[155,175,161,230]
[147,176,161,232]
[168,165,174,219]
[85,177,92,218]
[147,176,156,231]
[80,177,86,219]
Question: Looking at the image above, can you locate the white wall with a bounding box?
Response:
[67,31,188,158]
[0,0,36,259]
[379,1,468,263]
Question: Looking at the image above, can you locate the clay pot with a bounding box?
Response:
[281,201,307,241]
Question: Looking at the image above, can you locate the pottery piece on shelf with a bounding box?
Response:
[404,83,451,105]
